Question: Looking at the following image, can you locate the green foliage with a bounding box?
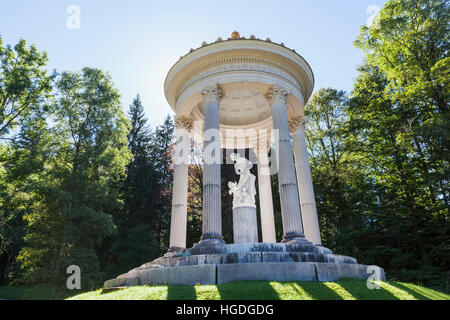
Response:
[186,142,203,248]
[0,38,53,285]
[0,39,176,292]
[0,37,53,136]
[148,116,174,252]
[354,0,449,207]
[298,0,449,292]
[107,95,164,276]
[16,68,131,297]
[348,0,448,290]
[355,0,449,113]
[305,88,375,255]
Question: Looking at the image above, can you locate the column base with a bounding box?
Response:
[192,234,227,255]
[167,246,184,253]
[281,232,310,244]
[198,233,225,245]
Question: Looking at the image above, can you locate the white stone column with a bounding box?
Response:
[255,142,277,243]
[169,116,192,250]
[199,84,224,244]
[265,85,306,243]
[290,116,322,245]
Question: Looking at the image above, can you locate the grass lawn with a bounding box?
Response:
[1,279,448,300]
[66,279,448,300]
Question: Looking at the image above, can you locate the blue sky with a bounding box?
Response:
[0,0,387,128]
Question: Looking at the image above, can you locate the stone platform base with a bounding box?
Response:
[103,243,385,289]
[104,262,385,288]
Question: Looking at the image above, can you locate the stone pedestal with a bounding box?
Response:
[233,206,258,244]
[104,242,386,288]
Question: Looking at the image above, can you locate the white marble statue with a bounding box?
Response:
[228,153,256,209]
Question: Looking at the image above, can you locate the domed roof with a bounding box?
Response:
[164,32,315,148]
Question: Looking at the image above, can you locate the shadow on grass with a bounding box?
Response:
[337,279,399,300]
[0,286,28,300]
[390,282,448,300]
[296,282,345,300]
[217,281,280,300]
[167,285,197,300]
[0,286,81,300]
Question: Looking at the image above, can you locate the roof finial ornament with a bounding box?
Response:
[231,31,241,40]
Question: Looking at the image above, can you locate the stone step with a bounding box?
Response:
[125,251,357,275]
[109,243,358,284]
[104,262,385,288]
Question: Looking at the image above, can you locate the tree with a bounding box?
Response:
[305,88,376,256]
[186,140,203,248]
[0,38,53,138]
[17,68,131,297]
[0,38,53,285]
[355,0,449,208]
[109,95,160,274]
[347,62,449,289]
[351,0,449,288]
[148,116,174,253]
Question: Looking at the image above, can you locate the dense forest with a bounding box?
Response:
[0,0,448,297]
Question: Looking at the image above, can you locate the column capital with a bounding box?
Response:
[289,116,308,133]
[175,115,194,131]
[201,84,223,102]
[264,84,290,105]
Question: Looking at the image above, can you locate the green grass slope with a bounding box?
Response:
[65,279,449,300]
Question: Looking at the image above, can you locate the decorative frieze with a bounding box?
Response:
[192,56,289,75]
[178,61,300,100]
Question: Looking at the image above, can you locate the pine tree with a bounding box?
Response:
[149,116,174,253]
[110,95,160,273]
